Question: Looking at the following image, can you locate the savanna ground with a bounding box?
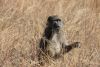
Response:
[0,0,100,67]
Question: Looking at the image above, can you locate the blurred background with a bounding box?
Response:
[0,0,100,67]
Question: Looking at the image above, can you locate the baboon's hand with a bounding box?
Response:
[73,42,80,48]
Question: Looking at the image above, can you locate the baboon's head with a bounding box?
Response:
[47,15,63,31]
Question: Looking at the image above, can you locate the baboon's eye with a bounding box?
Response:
[57,19,61,21]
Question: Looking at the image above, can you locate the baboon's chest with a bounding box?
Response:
[47,33,61,57]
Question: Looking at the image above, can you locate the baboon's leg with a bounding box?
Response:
[62,42,80,53]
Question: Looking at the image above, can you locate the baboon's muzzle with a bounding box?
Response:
[53,21,63,29]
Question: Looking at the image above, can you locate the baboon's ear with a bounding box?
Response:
[46,22,52,27]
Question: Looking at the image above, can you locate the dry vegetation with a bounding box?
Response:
[0,0,100,67]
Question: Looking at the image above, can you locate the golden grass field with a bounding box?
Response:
[0,0,100,67]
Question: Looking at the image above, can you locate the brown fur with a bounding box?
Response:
[38,15,80,65]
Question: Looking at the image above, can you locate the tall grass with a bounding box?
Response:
[0,0,100,67]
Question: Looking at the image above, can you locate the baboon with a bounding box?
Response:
[38,15,80,65]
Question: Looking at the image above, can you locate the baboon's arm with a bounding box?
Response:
[65,42,79,52]
[62,42,80,54]
[60,33,80,53]
[39,38,47,51]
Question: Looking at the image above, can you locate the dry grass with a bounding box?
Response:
[0,0,100,67]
